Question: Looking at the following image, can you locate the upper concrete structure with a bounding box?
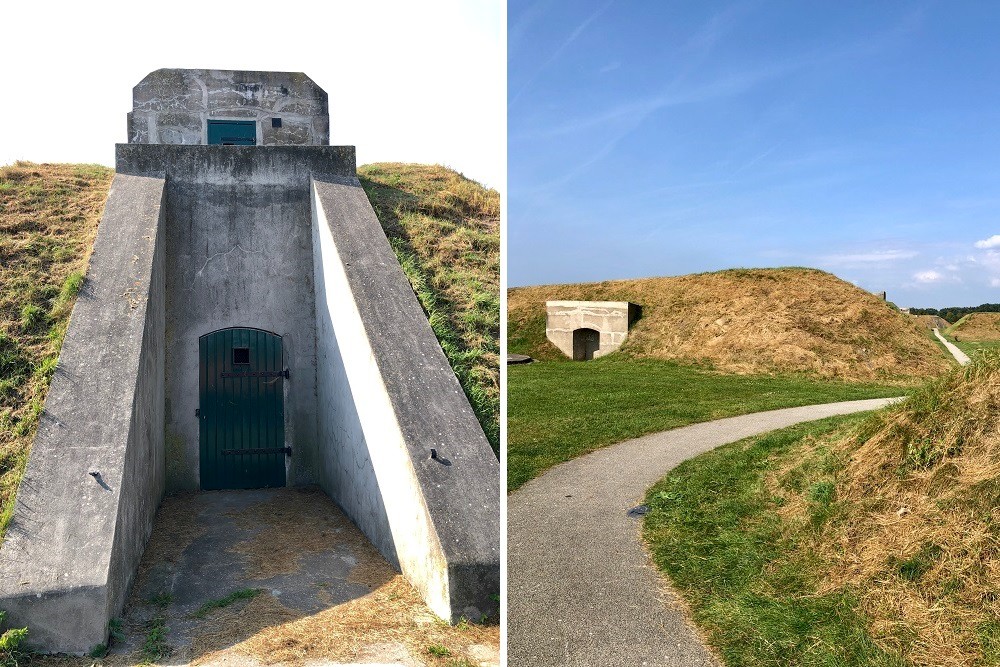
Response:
[127,69,330,146]
[546,300,641,360]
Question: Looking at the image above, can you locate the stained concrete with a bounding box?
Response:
[545,300,641,359]
[128,69,329,146]
[312,176,501,623]
[117,144,355,492]
[0,174,167,654]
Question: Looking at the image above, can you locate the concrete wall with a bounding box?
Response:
[127,69,329,146]
[546,300,641,360]
[117,144,356,492]
[311,176,501,622]
[0,175,166,654]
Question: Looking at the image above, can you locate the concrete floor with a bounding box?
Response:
[90,487,498,667]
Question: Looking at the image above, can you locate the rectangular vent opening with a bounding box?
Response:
[232,347,250,365]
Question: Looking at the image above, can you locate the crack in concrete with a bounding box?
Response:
[188,245,263,289]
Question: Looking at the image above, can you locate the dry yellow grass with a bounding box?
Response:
[947,312,1000,341]
[769,353,1000,665]
[509,267,950,384]
[191,578,498,666]
[359,163,500,450]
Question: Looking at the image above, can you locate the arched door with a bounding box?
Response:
[573,328,601,361]
[199,328,286,489]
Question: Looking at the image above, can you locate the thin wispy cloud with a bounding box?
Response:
[823,249,918,265]
[509,0,615,107]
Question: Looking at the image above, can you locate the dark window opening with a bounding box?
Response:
[233,347,250,365]
[271,117,282,128]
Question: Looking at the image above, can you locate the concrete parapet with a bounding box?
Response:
[0,175,166,653]
[546,300,641,360]
[311,175,501,622]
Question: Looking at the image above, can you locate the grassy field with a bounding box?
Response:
[0,162,499,542]
[507,358,903,491]
[359,163,500,452]
[643,352,1000,666]
[642,415,904,667]
[940,313,1000,361]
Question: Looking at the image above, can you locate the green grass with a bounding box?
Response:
[139,615,170,663]
[951,338,1000,358]
[642,415,906,667]
[507,358,903,491]
[191,588,261,618]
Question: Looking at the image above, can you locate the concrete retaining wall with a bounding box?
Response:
[546,300,641,359]
[117,144,355,492]
[0,175,166,654]
[311,175,501,622]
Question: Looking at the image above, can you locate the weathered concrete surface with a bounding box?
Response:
[127,69,329,146]
[311,176,501,623]
[509,397,903,666]
[545,300,641,360]
[0,174,166,654]
[934,327,971,365]
[117,144,356,492]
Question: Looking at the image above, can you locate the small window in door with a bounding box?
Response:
[232,347,250,365]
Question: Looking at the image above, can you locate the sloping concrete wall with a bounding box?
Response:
[311,175,501,622]
[117,144,356,492]
[0,175,166,654]
[127,69,329,146]
[546,300,641,359]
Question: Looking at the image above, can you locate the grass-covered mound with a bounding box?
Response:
[359,163,499,452]
[509,268,950,384]
[946,312,1000,342]
[643,352,1000,666]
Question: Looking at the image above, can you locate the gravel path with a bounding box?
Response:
[508,397,902,666]
[934,327,971,365]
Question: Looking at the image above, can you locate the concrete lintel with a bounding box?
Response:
[311,175,500,622]
[0,174,166,654]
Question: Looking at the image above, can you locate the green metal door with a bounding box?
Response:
[207,120,257,145]
[199,328,286,490]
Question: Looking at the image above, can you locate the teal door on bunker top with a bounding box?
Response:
[199,328,286,490]
[207,120,256,146]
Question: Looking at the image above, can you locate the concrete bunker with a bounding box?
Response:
[546,300,641,360]
[0,69,499,654]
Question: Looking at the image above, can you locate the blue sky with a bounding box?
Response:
[508,1,1000,308]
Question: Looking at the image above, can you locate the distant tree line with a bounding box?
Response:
[909,303,1000,323]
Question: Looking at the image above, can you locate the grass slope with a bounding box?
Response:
[945,313,1000,359]
[0,162,113,532]
[359,163,500,452]
[0,162,499,538]
[508,358,901,491]
[644,351,1000,666]
[509,268,950,384]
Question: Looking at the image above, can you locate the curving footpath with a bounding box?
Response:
[508,397,902,666]
[934,327,971,365]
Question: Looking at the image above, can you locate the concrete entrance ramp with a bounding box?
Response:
[0,69,499,654]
